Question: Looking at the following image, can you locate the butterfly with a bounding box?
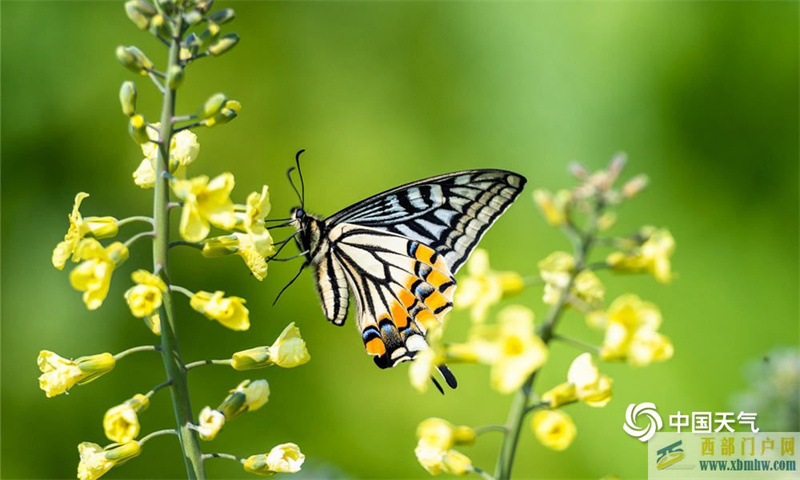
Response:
[279,152,527,392]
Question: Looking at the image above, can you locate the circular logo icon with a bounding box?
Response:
[623,402,663,442]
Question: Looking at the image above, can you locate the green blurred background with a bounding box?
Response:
[2,1,798,479]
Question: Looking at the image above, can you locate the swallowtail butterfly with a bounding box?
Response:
[284,159,526,391]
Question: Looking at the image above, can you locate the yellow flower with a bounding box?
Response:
[468,305,548,394]
[124,270,167,318]
[103,394,149,443]
[533,189,571,226]
[539,252,604,309]
[38,350,115,398]
[607,228,675,283]
[454,249,524,323]
[538,251,574,286]
[532,410,577,451]
[77,441,141,480]
[594,294,674,366]
[171,173,237,242]
[230,323,310,370]
[408,348,440,393]
[134,127,199,189]
[69,239,129,310]
[189,290,250,331]
[143,313,161,335]
[236,185,271,232]
[52,193,118,270]
[197,407,225,441]
[542,353,613,408]
[568,353,613,406]
[417,418,475,450]
[202,230,275,281]
[244,443,305,475]
[414,444,473,476]
[415,443,446,476]
[442,450,473,476]
[218,379,270,420]
[268,322,311,368]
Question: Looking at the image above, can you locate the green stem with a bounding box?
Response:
[154,18,206,480]
[202,452,245,463]
[139,429,178,445]
[113,344,160,360]
[494,200,604,480]
[185,359,233,371]
[116,216,155,227]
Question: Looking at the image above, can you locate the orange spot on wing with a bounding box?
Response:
[414,244,436,264]
[365,337,386,356]
[424,291,450,313]
[391,301,409,328]
[415,308,438,330]
[426,269,451,290]
[398,288,416,308]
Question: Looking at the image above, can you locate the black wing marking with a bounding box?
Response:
[325,169,526,273]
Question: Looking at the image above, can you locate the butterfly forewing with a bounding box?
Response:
[327,170,526,273]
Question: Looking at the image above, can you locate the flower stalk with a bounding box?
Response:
[495,201,603,479]
[152,16,206,480]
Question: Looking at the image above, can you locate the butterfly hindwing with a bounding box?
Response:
[326,170,527,273]
[324,224,456,367]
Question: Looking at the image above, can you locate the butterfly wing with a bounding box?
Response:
[324,223,456,368]
[326,169,527,273]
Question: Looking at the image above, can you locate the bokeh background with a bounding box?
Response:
[2,1,798,479]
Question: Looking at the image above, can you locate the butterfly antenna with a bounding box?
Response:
[295,149,306,208]
[273,262,307,306]
[286,166,303,207]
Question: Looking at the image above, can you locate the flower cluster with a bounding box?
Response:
[41,1,310,478]
[412,155,676,478]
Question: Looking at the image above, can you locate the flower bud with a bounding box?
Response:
[541,382,578,408]
[183,10,204,26]
[622,173,649,198]
[200,93,227,119]
[209,8,235,25]
[194,0,214,13]
[155,0,176,15]
[208,33,240,56]
[119,81,137,116]
[597,212,617,231]
[148,14,169,38]
[198,23,221,48]
[231,346,272,370]
[568,161,589,180]
[115,46,153,76]
[124,0,152,30]
[204,100,240,127]
[217,379,269,420]
[128,114,149,144]
[452,426,476,446]
[166,65,184,90]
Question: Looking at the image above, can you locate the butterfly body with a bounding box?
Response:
[290,169,527,385]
